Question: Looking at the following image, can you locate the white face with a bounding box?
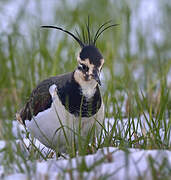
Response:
[74,54,104,99]
[75,55,104,82]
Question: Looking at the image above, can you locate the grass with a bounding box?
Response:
[0,0,171,179]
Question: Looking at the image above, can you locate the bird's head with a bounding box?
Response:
[41,18,118,88]
[75,45,104,86]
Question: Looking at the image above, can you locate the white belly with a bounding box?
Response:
[25,85,104,151]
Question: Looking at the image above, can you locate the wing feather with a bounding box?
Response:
[18,72,73,124]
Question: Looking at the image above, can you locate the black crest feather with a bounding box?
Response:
[41,17,118,48]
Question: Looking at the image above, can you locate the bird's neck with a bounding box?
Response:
[56,71,102,117]
[73,70,98,99]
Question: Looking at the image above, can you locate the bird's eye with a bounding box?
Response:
[79,63,89,72]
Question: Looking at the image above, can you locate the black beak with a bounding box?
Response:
[93,69,101,86]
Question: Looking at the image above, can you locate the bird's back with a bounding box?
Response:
[19,72,74,124]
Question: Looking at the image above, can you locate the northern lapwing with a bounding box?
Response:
[16,19,117,151]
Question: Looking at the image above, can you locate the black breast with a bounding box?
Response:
[57,74,102,117]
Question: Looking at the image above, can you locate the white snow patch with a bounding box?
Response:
[0,141,6,150]
[12,121,25,139]
[4,173,27,180]
[3,147,171,180]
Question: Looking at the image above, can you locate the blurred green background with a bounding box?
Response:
[0,0,171,121]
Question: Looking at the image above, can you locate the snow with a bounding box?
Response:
[0,141,6,150]
[5,173,27,180]
[0,118,170,179]
[2,145,171,179]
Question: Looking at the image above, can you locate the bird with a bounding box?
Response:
[16,19,117,152]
